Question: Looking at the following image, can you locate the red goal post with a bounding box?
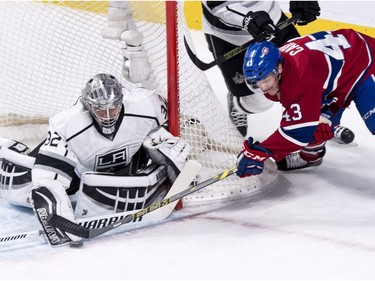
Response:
[166,1,180,137]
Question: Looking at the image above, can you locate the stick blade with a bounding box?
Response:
[167,160,202,196]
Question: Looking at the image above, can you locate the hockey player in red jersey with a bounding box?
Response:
[202,1,353,144]
[237,29,375,177]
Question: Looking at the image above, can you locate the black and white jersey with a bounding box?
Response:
[202,1,282,45]
[32,88,168,190]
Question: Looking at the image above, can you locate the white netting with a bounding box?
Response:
[0,1,277,204]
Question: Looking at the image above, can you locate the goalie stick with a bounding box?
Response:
[184,14,301,71]
[0,229,44,244]
[0,160,202,246]
[48,165,238,240]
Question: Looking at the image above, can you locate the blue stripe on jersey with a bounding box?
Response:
[279,121,318,146]
[309,31,345,99]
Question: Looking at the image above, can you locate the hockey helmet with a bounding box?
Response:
[82,74,123,136]
[243,41,283,84]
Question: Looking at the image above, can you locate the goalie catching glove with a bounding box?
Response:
[236,137,272,178]
[143,127,190,182]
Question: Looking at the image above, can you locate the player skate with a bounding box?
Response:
[333,125,355,144]
[276,146,325,171]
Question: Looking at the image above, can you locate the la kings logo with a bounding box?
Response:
[95,146,129,171]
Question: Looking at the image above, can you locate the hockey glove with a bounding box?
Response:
[236,137,272,178]
[143,127,190,182]
[242,11,277,38]
[289,1,321,26]
[8,141,30,154]
[312,122,334,143]
[0,137,30,154]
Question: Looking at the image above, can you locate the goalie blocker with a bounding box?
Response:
[0,138,35,207]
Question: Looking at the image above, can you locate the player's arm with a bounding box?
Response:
[202,1,277,38]
[261,81,325,162]
[101,1,151,83]
[32,127,78,189]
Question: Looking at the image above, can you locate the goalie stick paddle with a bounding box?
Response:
[48,164,237,240]
[184,14,301,71]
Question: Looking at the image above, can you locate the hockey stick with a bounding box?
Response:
[184,14,301,71]
[0,229,44,244]
[48,165,238,240]
[0,160,202,246]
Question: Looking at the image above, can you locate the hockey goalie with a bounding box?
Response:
[0,73,191,247]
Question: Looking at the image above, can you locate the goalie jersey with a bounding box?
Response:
[32,88,168,194]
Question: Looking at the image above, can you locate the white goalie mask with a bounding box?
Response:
[81,74,123,135]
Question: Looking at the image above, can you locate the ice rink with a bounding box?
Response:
[1,2,375,280]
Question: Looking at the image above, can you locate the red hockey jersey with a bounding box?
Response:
[261,29,375,161]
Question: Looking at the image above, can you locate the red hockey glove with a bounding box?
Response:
[312,122,334,143]
[236,137,272,178]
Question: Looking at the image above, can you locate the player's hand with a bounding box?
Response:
[289,1,320,26]
[242,11,277,38]
[312,123,334,143]
[236,137,272,178]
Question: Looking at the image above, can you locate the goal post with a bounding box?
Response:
[0,1,278,205]
[166,1,180,137]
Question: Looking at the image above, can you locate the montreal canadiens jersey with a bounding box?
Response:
[202,1,282,46]
[261,29,375,161]
[32,87,168,190]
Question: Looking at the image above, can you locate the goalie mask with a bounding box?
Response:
[82,74,123,136]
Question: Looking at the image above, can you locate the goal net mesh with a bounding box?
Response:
[0,1,277,204]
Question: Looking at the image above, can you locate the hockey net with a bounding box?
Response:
[0,1,277,205]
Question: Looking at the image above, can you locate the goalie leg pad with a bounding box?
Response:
[74,163,170,218]
[30,185,80,247]
[0,146,35,207]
